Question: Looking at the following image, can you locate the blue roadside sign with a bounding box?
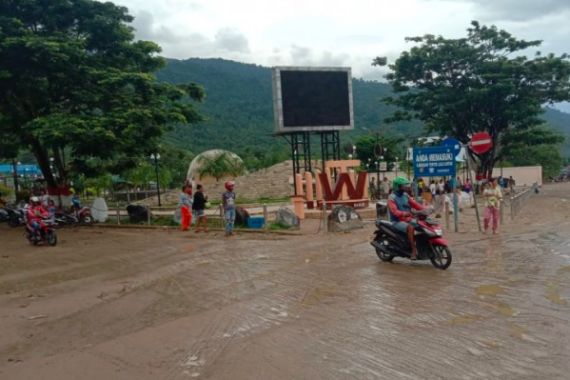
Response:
[442,137,461,155]
[413,146,457,177]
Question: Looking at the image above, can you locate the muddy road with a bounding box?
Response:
[1,183,569,379]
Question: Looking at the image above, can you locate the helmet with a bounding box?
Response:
[30,196,40,203]
[392,176,410,192]
[224,181,235,191]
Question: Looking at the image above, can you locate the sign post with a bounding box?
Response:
[443,138,461,233]
[467,131,493,233]
[464,152,481,232]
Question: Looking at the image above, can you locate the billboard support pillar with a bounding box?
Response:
[284,132,312,196]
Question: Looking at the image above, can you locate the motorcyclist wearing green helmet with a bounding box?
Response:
[387,176,426,260]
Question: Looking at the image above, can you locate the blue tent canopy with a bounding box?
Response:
[0,164,42,176]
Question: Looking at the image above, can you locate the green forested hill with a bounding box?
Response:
[543,108,570,157]
[157,58,570,163]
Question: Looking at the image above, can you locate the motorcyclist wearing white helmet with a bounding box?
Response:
[27,196,48,237]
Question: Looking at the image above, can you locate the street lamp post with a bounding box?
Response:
[374,160,378,183]
[150,153,161,207]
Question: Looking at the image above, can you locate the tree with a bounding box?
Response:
[500,126,565,179]
[354,134,404,172]
[374,21,570,177]
[126,162,171,190]
[198,152,245,181]
[155,144,194,187]
[0,0,203,190]
[0,133,19,161]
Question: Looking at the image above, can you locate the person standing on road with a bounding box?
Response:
[379,177,389,199]
[417,178,425,197]
[483,178,503,234]
[193,184,208,233]
[179,185,193,232]
[39,189,50,208]
[438,179,445,194]
[429,180,437,201]
[369,177,377,200]
[421,183,432,205]
[222,181,236,237]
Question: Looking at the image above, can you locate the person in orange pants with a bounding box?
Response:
[179,185,193,231]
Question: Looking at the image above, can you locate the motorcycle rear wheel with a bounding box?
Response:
[430,245,452,270]
[374,239,395,262]
[47,230,58,246]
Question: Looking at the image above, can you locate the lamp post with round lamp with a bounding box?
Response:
[150,153,161,207]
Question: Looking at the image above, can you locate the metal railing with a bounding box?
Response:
[509,182,538,220]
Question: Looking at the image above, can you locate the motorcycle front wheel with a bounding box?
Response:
[430,245,452,270]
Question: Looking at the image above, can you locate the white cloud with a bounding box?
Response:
[214,28,250,53]
[115,0,570,80]
[454,0,570,21]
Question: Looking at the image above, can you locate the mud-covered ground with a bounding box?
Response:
[1,183,569,380]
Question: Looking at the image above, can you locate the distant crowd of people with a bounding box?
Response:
[178,180,237,237]
[372,174,516,234]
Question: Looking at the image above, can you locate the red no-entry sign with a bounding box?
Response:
[470,132,493,154]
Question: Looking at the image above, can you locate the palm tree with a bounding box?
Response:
[197,152,245,181]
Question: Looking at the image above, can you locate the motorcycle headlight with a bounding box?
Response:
[434,228,443,236]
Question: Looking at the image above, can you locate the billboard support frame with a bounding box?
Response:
[319,131,341,178]
[282,132,312,195]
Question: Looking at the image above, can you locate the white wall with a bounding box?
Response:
[490,166,542,186]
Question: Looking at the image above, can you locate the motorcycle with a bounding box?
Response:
[0,208,9,223]
[52,207,93,226]
[5,206,26,227]
[54,211,79,226]
[371,208,452,270]
[76,206,93,224]
[26,218,58,246]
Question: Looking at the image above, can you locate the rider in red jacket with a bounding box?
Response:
[27,196,48,235]
[387,177,426,260]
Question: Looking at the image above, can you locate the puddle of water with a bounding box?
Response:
[481,340,501,349]
[496,302,518,317]
[446,314,484,325]
[301,286,338,306]
[508,323,527,340]
[475,284,504,297]
[546,282,567,306]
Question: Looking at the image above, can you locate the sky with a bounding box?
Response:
[113,0,570,110]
